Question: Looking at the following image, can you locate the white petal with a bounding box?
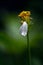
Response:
[20,21,28,36]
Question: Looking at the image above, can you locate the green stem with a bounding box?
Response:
[27,25,31,65]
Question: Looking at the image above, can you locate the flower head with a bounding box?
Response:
[18,11,32,36]
[18,11,31,24]
[18,11,31,17]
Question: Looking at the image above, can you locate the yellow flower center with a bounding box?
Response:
[18,11,31,24]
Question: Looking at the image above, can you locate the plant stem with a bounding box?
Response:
[27,25,31,65]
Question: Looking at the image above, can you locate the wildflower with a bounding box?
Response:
[18,11,31,23]
[18,11,31,36]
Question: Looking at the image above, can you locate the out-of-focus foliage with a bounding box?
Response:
[0,12,43,65]
[0,11,43,65]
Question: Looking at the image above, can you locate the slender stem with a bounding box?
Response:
[27,25,31,65]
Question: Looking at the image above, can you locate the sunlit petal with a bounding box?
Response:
[20,21,28,36]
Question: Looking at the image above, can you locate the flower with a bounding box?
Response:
[18,11,31,36]
[18,11,31,23]
[18,11,31,17]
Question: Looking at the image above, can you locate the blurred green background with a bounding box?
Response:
[0,0,43,65]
